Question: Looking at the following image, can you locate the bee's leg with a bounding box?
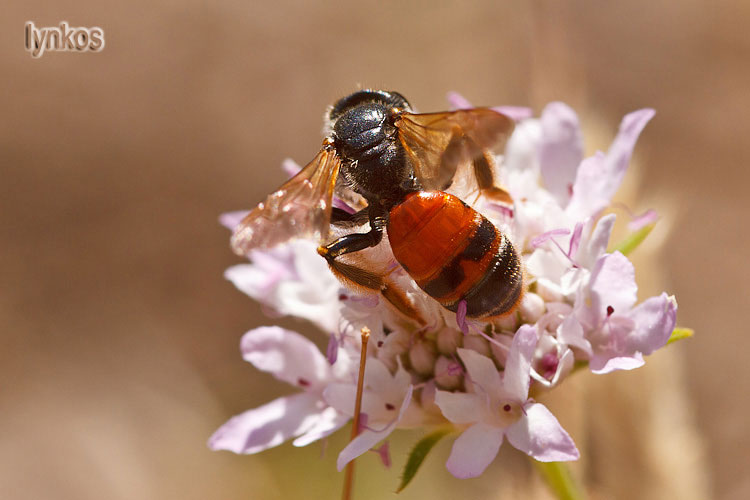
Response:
[319,219,426,325]
[467,137,514,205]
[318,216,384,261]
[318,210,385,289]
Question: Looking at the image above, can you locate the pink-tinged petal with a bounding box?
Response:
[446,92,531,121]
[590,352,645,374]
[336,386,413,470]
[434,390,484,424]
[504,120,543,174]
[556,315,592,356]
[208,392,320,454]
[323,383,357,416]
[576,214,616,268]
[505,403,579,462]
[539,102,583,206]
[445,423,504,478]
[337,426,394,471]
[457,348,502,398]
[628,208,659,231]
[626,293,677,355]
[332,196,356,213]
[446,91,472,109]
[606,108,655,190]
[241,326,330,389]
[502,325,537,402]
[292,406,349,447]
[566,109,655,220]
[219,210,249,231]
[364,357,398,395]
[588,252,638,324]
[565,152,606,221]
[493,106,534,121]
[281,158,301,177]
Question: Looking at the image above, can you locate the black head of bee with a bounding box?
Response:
[329,90,417,204]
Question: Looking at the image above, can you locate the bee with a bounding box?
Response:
[231,90,523,320]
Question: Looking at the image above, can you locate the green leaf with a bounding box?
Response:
[396,428,450,493]
[610,223,655,256]
[667,327,694,345]
[532,460,587,500]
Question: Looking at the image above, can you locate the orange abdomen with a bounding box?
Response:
[387,191,522,318]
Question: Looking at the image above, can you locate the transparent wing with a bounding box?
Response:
[395,108,514,193]
[230,147,341,255]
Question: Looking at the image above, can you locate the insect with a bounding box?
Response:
[231,89,523,319]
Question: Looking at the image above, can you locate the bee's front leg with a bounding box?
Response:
[317,221,383,261]
[317,208,386,291]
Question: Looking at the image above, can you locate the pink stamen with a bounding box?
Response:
[456,300,469,334]
[326,335,339,365]
[372,442,391,468]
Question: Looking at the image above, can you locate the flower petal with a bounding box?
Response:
[323,383,357,416]
[446,91,472,109]
[445,423,504,478]
[208,392,321,454]
[539,102,583,207]
[292,406,349,447]
[502,325,537,402]
[575,213,616,269]
[241,326,331,389]
[336,386,413,470]
[566,109,655,221]
[281,158,301,177]
[457,348,501,399]
[626,293,677,355]
[219,210,249,231]
[434,390,484,424]
[587,252,637,326]
[590,352,645,374]
[445,92,532,121]
[493,106,534,121]
[505,403,579,461]
[556,314,592,356]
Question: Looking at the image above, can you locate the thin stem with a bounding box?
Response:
[532,460,587,500]
[341,327,370,500]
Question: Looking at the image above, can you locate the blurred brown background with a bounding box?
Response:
[2,1,748,499]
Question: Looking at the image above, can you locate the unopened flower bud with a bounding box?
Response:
[436,326,462,355]
[519,292,545,323]
[536,280,564,302]
[409,340,437,376]
[494,312,518,332]
[463,334,490,357]
[434,356,462,390]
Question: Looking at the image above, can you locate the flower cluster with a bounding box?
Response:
[209,95,677,480]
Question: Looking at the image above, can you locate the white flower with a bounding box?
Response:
[211,94,680,482]
[208,326,350,453]
[434,326,578,478]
